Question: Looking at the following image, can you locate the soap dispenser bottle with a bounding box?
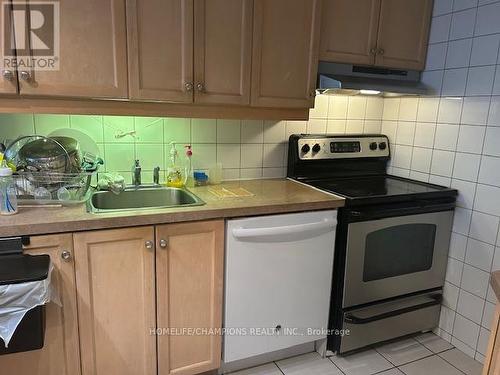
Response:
[166,142,185,188]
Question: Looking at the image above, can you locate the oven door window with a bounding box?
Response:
[363,224,436,282]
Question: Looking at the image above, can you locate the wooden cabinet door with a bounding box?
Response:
[156,220,224,375]
[375,0,433,70]
[19,0,128,98]
[319,0,381,66]
[193,0,253,105]
[251,0,321,108]
[0,234,80,375]
[484,304,500,374]
[0,1,18,94]
[127,0,194,102]
[74,227,156,375]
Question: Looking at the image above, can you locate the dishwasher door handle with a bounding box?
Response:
[231,218,337,240]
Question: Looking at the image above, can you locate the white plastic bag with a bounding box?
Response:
[0,263,56,348]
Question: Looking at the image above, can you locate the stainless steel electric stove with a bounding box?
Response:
[287,134,458,355]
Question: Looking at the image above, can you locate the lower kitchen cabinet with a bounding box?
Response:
[484,304,500,374]
[74,226,157,375]
[156,220,224,375]
[73,221,224,375]
[0,234,81,375]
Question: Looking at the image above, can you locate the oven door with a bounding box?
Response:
[343,209,453,308]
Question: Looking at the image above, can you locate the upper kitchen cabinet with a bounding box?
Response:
[319,0,381,66]
[319,0,433,71]
[375,0,433,70]
[193,0,253,105]
[250,0,321,108]
[127,0,253,105]
[0,1,18,94]
[18,0,128,98]
[0,234,80,375]
[127,0,193,102]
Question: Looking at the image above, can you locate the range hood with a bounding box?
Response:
[317,62,433,97]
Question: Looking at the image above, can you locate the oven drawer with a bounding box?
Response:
[339,292,441,354]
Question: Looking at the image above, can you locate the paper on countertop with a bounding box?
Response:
[208,186,254,198]
[0,263,59,348]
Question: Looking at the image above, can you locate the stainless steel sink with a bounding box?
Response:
[88,186,205,213]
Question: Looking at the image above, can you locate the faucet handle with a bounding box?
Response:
[153,166,160,185]
[132,159,142,186]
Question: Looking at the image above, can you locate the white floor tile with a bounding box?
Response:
[276,352,343,375]
[414,333,454,353]
[228,363,282,375]
[439,348,483,375]
[330,349,393,375]
[376,338,432,366]
[399,355,463,375]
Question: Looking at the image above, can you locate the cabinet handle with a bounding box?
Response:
[377,48,385,55]
[196,83,205,92]
[185,82,193,92]
[19,71,31,81]
[2,70,14,81]
[145,240,154,250]
[61,250,72,261]
[159,239,168,249]
[370,48,377,55]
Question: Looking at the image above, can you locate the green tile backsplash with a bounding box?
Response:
[0,95,384,181]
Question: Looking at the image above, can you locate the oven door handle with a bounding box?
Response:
[344,294,442,325]
[347,202,456,221]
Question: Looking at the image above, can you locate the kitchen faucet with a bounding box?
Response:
[132,159,141,187]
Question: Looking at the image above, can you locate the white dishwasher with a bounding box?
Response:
[223,210,337,364]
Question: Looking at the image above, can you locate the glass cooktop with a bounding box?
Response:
[306,175,449,200]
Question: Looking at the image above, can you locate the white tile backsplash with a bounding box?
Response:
[488,96,500,126]
[457,125,485,153]
[445,39,473,68]
[466,66,496,96]
[475,1,500,35]
[438,97,464,124]
[483,127,500,156]
[435,124,460,150]
[430,14,453,43]
[450,8,477,40]
[453,152,481,181]
[442,68,469,96]
[461,96,491,125]
[470,34,500,66]
[469,211,500,244]
[431,149,456,176]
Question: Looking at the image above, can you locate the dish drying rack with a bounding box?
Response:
[13,171,95,205]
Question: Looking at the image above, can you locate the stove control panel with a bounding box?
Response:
[298,136,390,160]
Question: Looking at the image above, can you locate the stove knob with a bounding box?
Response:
[369,142,378,151]
[379,142,387,150]
[301,144,310,153]
[312,144,321,153]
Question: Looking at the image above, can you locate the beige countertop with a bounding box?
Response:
[491,271,500,302]
[0,179,345,237]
